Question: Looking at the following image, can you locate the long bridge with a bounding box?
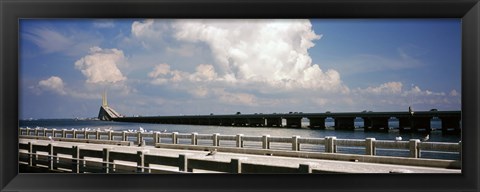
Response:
[98,92,461,134]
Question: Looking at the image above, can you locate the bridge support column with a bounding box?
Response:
[198,118,210,125]
[440,116,461,134]
[398,117,412,133]
[362,117,371,130]
[285,118,302,128]
[248,118,265,127]
[309,117,326,129]
[367,117,390,132]
[233,118,248,126]
[220,118,233,126]
[411,117,432,132]
[210,118,221,126]
[334,117,355,130]
[266,118,282,127]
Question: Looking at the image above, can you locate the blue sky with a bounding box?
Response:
[19,19,461,119]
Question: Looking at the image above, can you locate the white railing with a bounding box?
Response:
[18,142,317,173]
[19,128,461,161]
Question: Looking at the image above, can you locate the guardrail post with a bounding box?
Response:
[96,131,100,140]
[137,150,147,173]
[122,131,127,141]
[262,135,270,149]
[108,131,113,140]
[236,134,244,148]
[28,142,34,166]
[102,148,110,173]
[137,132,142,144]
[154,132,160,144]
[459,141,462,158]
[83,130,87,139]
[299,164,312,173]
[72,130,77,139]
[47,144,54,170]
[53,151,59,170]
[366,138,376,155]
[230,159,242,173]
[292,136,300,151]
[191,132,198,145]
[213,133,219,146]
[72,146,80,173]
[62,130,66,138]
[26,128,31,136]
[32,143,39,166]
[178,154,191,172]
[43,128,48,137]
[326,136,337,153]
[409,139,420,158]
[172,132,178,144]
[34,129,39,136]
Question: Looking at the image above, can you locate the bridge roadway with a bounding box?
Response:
[107,109,461,134]
[19,138,460,173]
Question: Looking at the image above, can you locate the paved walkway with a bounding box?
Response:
[19,138,461,173]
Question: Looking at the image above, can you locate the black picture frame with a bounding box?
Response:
[1,0,479,192]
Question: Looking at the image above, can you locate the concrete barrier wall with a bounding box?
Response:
[19,128,460,161]
[155,143,461,169]
[19,142,319,173]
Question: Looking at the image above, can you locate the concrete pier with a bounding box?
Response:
[266,117,282,127]
[364,117,390,132]
[309,117,326,129]
[334,117,355,130]
[285,117,302,128]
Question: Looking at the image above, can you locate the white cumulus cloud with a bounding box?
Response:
[38,76,67,95]
[171,19,346,91]
[449,89,459,97]
[75,46,127,84]
[132,19,156,38]
[362,82,403,95]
